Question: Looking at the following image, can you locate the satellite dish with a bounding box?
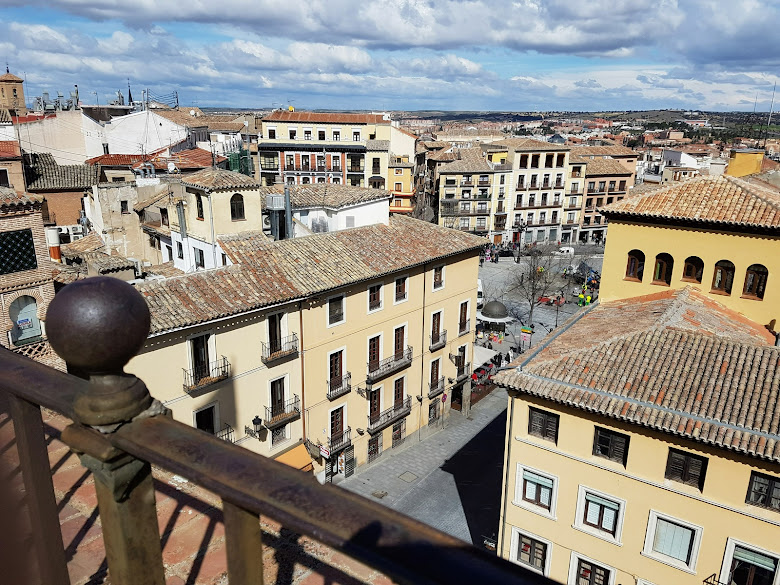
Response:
[167,162,176,173]
[189,109,195,116]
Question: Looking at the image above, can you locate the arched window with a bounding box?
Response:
[230,194,245,221]
[682,256,704,283]
[711,260,735,294]
[625,249,645,281]
[743,264,768,299]
[9,295,42,346]
[653,253,674,286]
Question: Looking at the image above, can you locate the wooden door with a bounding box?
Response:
[368,336,380,371]
[394,327,405,360]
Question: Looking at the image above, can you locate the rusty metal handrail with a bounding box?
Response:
[0,277,556,585]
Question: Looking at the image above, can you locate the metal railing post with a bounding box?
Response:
[47,277,166,585]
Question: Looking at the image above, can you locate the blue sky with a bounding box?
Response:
[1,0,779,112]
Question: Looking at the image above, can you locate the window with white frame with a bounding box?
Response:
[719,539,779,585]
[568,554,615,585]
[513,464,558,519]
[509,527,551,576]
[574,485,625,544]
[642,510,703,572]
[328,295,345,327]
[368,283,383,313]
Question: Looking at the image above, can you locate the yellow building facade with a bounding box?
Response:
[725,149,764,178]
[599,175,780,329]
[495,289,780,585]
[126,215,482,477]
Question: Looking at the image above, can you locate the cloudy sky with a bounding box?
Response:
[1,0,778,112]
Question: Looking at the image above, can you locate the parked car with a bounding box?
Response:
[552,246,575,258]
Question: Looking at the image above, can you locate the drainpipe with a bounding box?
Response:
[498,388,518,558]
[298,302,306,440]
[418,261,428,441]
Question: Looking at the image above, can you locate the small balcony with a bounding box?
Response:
[215,423,235,444]
[347,164,365,173]
[460,179,473,186]
[429,329,447,352]
[368,396,412,435]
[554,181,564,188]
[456,361,471,383]
[264,395,301,430]
[328,427,351,455]
[458,318,471,336]
[428,376,446,399]
[285,164,296,171]
[260,333,299,364]
[327,373,352,401]
[183,356,230,394]
[366,346,413,383]
[477,179,490,187]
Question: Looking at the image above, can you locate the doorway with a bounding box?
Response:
[191,334,210,384]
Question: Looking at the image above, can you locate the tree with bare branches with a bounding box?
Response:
[506,245,568,332]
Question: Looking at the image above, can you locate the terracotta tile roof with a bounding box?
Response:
[85,153,147,166]
[581,157,633,176]
[570,145,636,157]
[50,260,86,285]
[146,261,185,278]
[438,148,493,173]
[262,111,389,125]
[133,185,170,212]
[495,288,780,462]
[0,109,11,124]
[139,216,483,335]
[181,168,260,192]
[488,138,569,152]
[86,148,226,171]
[60,232,105,258]
[0,140,21,158]
[601,175,780,231]
[0,72,23,82]
[0,186,43,208]
[25,153,100,191]
[83,251,136,273]
[428,150,457,162]
[259,184,392,210]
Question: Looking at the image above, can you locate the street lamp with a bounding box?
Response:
[513,218,527,262]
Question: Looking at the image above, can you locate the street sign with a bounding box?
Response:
[520,326,532,334]
[319,445,330,459]
[521,333,530,342]
[442,393,447,403]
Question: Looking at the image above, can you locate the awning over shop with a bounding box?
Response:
[472,344,498,368]
[275,443,314,472]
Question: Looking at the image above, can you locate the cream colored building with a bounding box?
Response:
[599,175,780,330]
[257,111,416,190]
[495,288,780,585]
[437,148,496,236]
[126,215,483,478]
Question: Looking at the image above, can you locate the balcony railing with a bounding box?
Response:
[429,376,446,398]
[429,329,447,351]
[347,164,365,173]
[368,396,412,435]
[460,179,473,186]
[327,372,352,401]
[260,333,299,364]
[0,278,551,585]
[215,423,235,443]
[264,394,301,429]
[459,318,470,336]
[456,361,471,382]
[183,356,230,393]
[328,426,351,454]
[367,346,413,383]
[478,179,490,186]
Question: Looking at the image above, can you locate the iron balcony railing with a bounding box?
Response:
[429,376,446,399]
[459,318,471,336]
[366,346,413,383]
[215,423,235,443]
[328,426,351,454]
[456,361,471,382]
[429,329,447,352]
[0,276,554,585]
[264,394,301,429]
[327,372,352,401]
[260,333,299,364]
[368,396,412,435]
[182,356,230,393]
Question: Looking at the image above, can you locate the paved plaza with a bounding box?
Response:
[340,388,508,545]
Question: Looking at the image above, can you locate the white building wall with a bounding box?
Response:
[293,198,389,233]
[15,110,106,164]
[388,125,416,158]
[104,110,187,155]
[170,230,229,273]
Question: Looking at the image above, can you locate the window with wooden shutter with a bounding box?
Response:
[665,448,707,490]
[592,427,629,465]
[528,407,558,443]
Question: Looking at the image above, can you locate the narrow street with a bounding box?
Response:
[339,388,508,546]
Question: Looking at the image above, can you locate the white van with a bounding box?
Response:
[477,279,484,308]
[553,246,575,258]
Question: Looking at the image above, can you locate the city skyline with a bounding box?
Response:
[1,0,779,113]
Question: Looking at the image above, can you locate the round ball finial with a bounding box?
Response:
[47,277,151,374]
